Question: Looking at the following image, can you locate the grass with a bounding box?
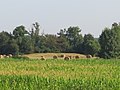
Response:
[24,53,86,59]
[0,58,119,90]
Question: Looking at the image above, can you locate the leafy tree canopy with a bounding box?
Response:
[99,23,120,58]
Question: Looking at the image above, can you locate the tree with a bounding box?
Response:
[33,22,40,36]
[12,25,34,54]
[0,31,19,55]
[57,29,66,38]
[2,39,19,55]
[99,23,120,58]
[30,22,40,37]
[0,31,11,54]
[43,34,59,52]
[56,36,70,52]
[19,36,34,54]
[13,25,28,38]
[82,34,100,56]
[58,26,83,52]
[57,29,70,52]
[29,22,41,52]
[0,31,11,44]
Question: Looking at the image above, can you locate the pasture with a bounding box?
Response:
[0,57,119,90]
[23,53,87,59]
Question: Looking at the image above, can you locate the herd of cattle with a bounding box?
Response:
[0,54,95,60]
[0,54,13,59]
[40,54,93,60]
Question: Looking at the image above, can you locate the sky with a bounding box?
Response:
[0,0,120,37]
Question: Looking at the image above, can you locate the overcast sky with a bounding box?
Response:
[0,0,120,37]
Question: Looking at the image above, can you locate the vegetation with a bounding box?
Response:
[99,23,120,58]
[0,18,120,89]
[0,22,100,56]
[0,22,120,59]
[0,58,119,89]
[82,34,100,56]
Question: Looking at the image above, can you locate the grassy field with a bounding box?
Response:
[24,53,87,59]
[0,58,119,90]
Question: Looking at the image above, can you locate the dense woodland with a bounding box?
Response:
[0,22,120,59]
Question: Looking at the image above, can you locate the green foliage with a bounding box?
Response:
[44,34,59,52]
[29,22,40,39]
[57,29,70,52]
[32,22,40,36]
[82,34,100,56]
[0,31,17,55]
[66,26,83,52]
[0,31,11,45]
[0,23,101,55]
[57,36,70,52]
[13,25,28,38]
[99,23,120,58]
[2,39,19,55]
[58,26,83,53]
[2,22,120,59]
[19,36,34,54]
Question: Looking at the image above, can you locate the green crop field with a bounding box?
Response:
[0,58,119,90]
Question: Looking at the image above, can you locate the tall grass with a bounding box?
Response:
[0,58,119,90]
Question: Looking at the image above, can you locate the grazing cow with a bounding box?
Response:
[9,54,13,58]
[0,55,4,59]
[53,55,58,59]
[41,56,46,60]
[75,55,80,59]
[60,55,65,58]
[6,56,10,58]
[86,55,92,58]
[64,57,70,60]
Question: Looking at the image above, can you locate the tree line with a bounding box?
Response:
[0,22,120,59]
